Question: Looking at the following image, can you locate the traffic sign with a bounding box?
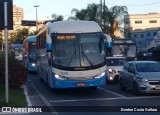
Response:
[0,0,13,30]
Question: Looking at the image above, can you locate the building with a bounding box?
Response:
[131,27,160,50]
[13,5,24,28]
[124,13,160,50]
[124,13,160,31]
[1,5,24,46]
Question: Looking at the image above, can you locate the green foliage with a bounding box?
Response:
[9,28,29,44]
[69,3,128,37]
[0,51,28,88]
[51,13,64,21]
[0,82,27,106]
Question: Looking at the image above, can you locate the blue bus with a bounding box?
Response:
[23,36,39,72]
[36,20,107,90]
[11,44,23,61]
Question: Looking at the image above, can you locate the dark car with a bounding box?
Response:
[136,50,152,60]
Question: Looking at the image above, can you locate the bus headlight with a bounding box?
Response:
[32,63,36,66]
[95,72,105,79]
[54,74,66,80]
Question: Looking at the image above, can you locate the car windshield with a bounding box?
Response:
[106,58,127,66]
[136,62,160,72]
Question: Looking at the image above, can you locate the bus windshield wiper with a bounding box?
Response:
[80,43,94,66]
[67,42,77,66]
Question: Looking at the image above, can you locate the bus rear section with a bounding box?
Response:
[112,38,137,60]
[12,44,23,61]
[23,36,39,72]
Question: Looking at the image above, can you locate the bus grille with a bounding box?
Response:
[67,76,94,80]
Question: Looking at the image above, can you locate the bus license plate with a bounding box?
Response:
[77,82,86,87]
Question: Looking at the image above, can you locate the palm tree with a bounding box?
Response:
[69,8,89,20]
[51,13,64,21]
[105,6,128,37]
[69,3,101,25]
[69,3,128,37]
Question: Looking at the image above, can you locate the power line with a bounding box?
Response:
[106,2,160,7]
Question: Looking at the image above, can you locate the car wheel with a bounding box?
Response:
[119,79,125,91]
[133,83,140,95]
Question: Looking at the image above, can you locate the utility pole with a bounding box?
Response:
[4,1,9,103]
[100,0,102,29]
[34,5,39,31]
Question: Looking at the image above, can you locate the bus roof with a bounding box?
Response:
[47,20,102,34]
[12,44,23,49]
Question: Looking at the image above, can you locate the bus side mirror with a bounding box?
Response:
[46,35,52,52]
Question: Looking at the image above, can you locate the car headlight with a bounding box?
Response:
[108,68,116,74]
[95,72,105,79]
[136,77,148,83]
[32,63,36,66]
[54,74,66,80]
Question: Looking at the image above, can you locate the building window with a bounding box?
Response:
[154,32,157,36]
[141,34,144,38]
[134,35,137,38]
[135,29,142,31]
[149,20,157,23]
[125,21,129,24]
[135,20,142,24]
[147,33,150,36]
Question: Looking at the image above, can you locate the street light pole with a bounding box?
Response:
[34,5,39,31]
[100,0,102,28]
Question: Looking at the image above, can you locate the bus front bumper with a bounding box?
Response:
[51,75,106,89]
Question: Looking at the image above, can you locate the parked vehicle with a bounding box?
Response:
[119,61,160,95]
[106,57,127,82]
[136,50,152,60]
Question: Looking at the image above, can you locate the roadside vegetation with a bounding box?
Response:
[0,51,28,106]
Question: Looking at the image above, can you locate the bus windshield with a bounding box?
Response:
[52,33,106,69]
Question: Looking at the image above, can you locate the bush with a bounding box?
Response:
[0,51,28,88]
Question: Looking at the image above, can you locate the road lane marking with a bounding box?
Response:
[98,87,126,98]
[49,95,160,103]
[49,97,125,103]
[31,83,58,114]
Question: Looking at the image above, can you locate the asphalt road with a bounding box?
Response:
[23,73,160,115]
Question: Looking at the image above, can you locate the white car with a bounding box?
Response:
[106,57,127,82]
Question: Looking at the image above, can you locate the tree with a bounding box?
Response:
[51,13,64,21]
[69,3,128,37]
[105,6,128,37]
[69,3,100,21]
[9,28,29,44]
[0,38,3,51]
